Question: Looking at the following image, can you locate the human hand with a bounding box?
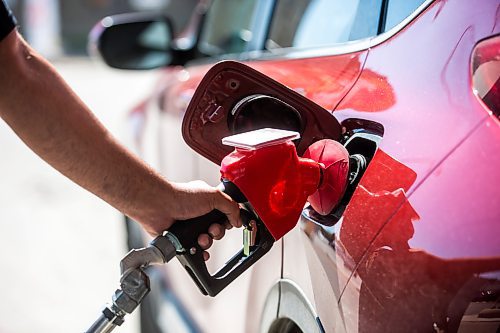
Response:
[168,180,242,260]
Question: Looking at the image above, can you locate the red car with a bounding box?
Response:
[90,0,500,332]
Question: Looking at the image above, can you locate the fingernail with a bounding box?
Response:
[199,236,208,247]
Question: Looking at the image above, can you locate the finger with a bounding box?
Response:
[208,223,225,240]
[203,251,210,261]
[224,220,233,230]
[197,234,213,250]
[213,191,242,228]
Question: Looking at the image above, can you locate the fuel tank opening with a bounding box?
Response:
[229,94,302,135]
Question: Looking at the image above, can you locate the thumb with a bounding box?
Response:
[212,190,242,228]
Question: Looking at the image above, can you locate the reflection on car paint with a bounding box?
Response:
[302,148,500,332]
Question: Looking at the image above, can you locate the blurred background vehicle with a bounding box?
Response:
[90,0,500,333]
[6,0,197,56]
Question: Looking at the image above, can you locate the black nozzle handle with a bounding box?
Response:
[171,208,274,296]
[156,180,275,297]
[166,209,227,251]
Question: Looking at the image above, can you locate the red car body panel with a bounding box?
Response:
[284,1,500,332]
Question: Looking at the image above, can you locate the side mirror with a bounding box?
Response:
[88,13,174,70]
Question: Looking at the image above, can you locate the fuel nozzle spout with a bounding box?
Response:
[220,128,350,240]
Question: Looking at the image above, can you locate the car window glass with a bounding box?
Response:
[384,0,426,32]
[198,0,261,56]
[267,0,382,50]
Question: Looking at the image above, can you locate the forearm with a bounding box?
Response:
[0,31,175,233]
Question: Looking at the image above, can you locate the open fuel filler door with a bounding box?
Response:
[182,61,344,164]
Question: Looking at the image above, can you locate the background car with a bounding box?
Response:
[90,0,500,332]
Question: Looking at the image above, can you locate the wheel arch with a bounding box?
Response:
[260,279,325,333]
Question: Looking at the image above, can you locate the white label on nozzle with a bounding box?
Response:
[222,128,300,150]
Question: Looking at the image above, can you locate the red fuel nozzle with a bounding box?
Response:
[220,129,349,240]
[163,128,350,297]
